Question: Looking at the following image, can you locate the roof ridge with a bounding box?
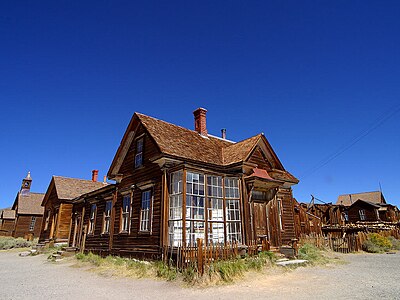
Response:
[338,191,381,196]
[136,112,198,136]
[225,133,262,147]
[53,175,107,184]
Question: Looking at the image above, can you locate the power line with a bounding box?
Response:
[300,103,400,179]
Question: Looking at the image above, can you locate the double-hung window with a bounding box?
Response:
[140,190,152,232]
[29,216,36,231]
[168,171,183,246]
[121,195,131,232]
[186,172,205,245]
[225,177,242,244]
[135,138,144,168]
[207,175,224,244]
[88,204,97,234]
[359,209,366,221]
[103,200,112,234]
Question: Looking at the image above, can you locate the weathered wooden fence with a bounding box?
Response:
[163,238,270,274]
[300,228,400,253]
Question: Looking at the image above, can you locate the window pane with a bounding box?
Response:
[208,222,225,244]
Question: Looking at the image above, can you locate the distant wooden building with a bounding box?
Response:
[39,172,108,244]
[70,108,302,258]
[11,172,44,238]
[0,209,16,236]
[302,203,346,226]
[337,191,399,223]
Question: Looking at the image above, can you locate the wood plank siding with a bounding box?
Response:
[14,215,43,238]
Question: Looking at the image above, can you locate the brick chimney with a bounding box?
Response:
[193,107,208,136]
[221,128,226,139]
[92,170,99,182]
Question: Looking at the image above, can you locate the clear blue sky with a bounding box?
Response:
[1,1,399,208]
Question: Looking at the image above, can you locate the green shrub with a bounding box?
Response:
[0,237,35,250]
[298,243,322,262]
[155,261,177,281]
[388,236,400,250]
[362,233,393,253]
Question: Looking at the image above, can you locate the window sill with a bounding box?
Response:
[138,231,151,236]
[134,165,144,170]
[118,231,129,236]
[100,233,110,236]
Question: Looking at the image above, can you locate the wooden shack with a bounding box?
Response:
[293,199,322,236]
[39,173,108,244]
[11,172,44,238]
[0,209,16,236]
[70,108,300,258]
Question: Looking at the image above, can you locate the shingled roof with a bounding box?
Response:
[1,209,16,219]
[336,191,386,206]
[109,111,298,184]
[53,176,108,200]
[13,192,45,215]
[136,113,232,165]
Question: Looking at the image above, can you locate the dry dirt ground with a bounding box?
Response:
[0,250,399,300]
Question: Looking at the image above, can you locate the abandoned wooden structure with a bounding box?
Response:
[302,202,346,227]
[69,108,304,258]
[11,172,44,238]
[293,199,322,236]
[39,172,108,244]
[0,209,16,236]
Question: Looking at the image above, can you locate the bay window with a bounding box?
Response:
[168,170,242,246]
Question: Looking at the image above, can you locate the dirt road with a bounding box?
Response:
[0,251,399,300]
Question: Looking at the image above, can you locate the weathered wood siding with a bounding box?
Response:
[111,125,163,258]
[84,199,111,254]
[14,215,43,238]
[278,188,296,245]
[294,200,322,237]
[348,202,379,223]
[0,219,15,236]
[39,186,58,242]
[247,147,272,170]
[54,203,73,242]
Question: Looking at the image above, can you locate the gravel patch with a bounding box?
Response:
[0,251,399,300]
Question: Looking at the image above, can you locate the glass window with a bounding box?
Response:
[88,204,96,234]
[103,200,112,234]
[225,177,242,244]
[168,171,183,246]
[185,172,205,245]
[359,209,366,221]
[207,175,224,244]
[29,216,36,231]
[135,138,144,168]
[140,190,152,232]
[121,195,131,232]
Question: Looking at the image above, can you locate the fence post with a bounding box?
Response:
[197,238,204,275]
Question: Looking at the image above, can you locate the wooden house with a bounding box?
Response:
[69,108,300,258]
[11,172,44,238]
[337,191,399,223]
[0,209,16,236]
[39,172,108,244]
[346,199,380,223]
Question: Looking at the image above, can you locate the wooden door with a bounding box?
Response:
[253,202,268,239]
